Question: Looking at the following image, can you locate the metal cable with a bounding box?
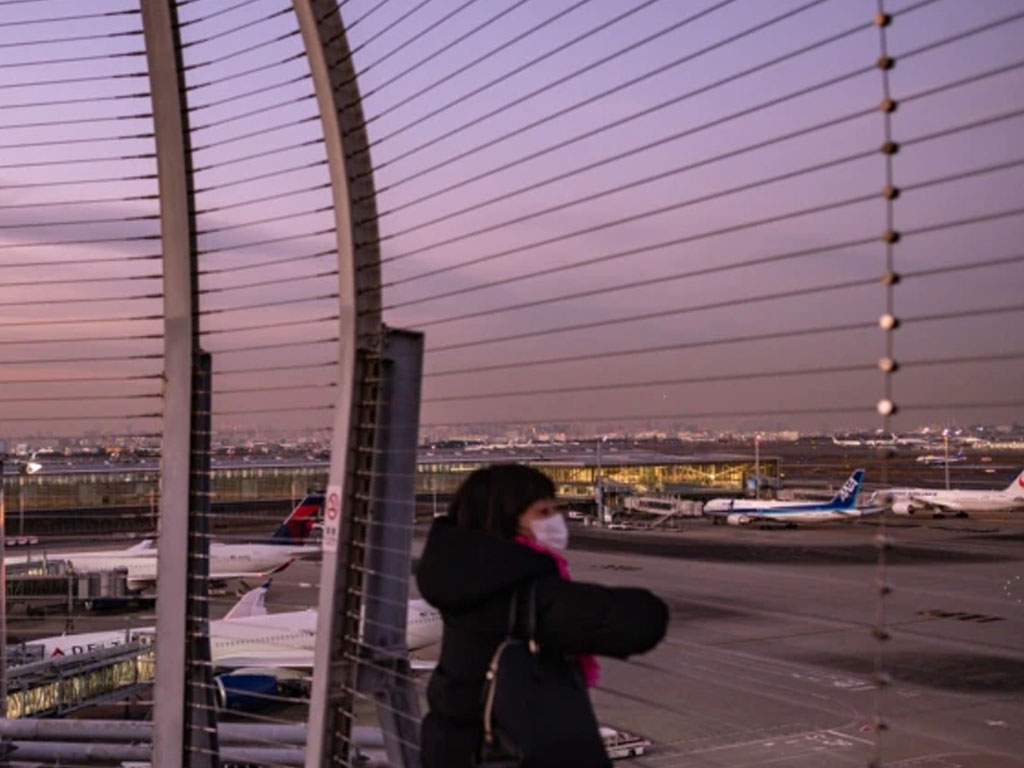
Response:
[2,173,157,191]
[377,54,873,225]
[3,49,147,69]
[421,404,872,429]
[345,0,529,104]
[425,321,874,378]
[0,71,146,92]
[377,152,1024,292]
[0,233,159,251]
[200,293,335,315]
[206,337,337,355]
[0,134,154,152]
[350,0,479,79]
[382,139,876,265]
[191,114,318,151]
[196,205,332,236]
[191,93,316,133]
[183,29,301,71]
[364,0,820,167]
[181,6,292,49]
[0,29,141,49]
[198,182,330,214]
[0,293,160,309]
[422,303,1024,378]
[215,360,336,376]
[197,228,334,256]
[364,0,660,133]
[424,362,876,404]
[0,213,157,231]
[0,9,139,28]
[377,190,878,287]
[426,276,878,354]
[199,269,337,295]
[187,51,306,92]
[367,0,947,197]
[193,159,327,194]
[189,74,312,114]
[384,158,1024,315]
[177,0,270,28]
[0,151,154,170]
[0,254,159,270]
[0,113,152,132]
[198,248,334,275]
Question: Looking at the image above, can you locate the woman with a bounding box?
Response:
[417,464,668,768]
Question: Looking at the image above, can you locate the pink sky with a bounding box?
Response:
[1,0,1022,440]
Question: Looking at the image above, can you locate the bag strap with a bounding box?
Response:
[506,581,539,651]
[482,582,541,750]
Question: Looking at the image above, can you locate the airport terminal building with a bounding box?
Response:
[6,452,778,522]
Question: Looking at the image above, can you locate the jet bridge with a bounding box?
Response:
[7,561,131,614]
[5,639,153,718]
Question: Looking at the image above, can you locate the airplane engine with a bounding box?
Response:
[726,514,751,526]
[891,500,915,515]
[214,673,279,711]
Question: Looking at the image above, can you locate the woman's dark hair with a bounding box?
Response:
[448,464,556,539]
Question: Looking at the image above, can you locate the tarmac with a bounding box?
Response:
[12,513,1024,767]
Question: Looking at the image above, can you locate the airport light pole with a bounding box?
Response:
[943,428,951,490]
[753,433,760,500]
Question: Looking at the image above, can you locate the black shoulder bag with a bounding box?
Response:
[475,581,610,768]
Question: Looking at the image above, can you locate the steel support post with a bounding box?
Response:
[357,329,424,768]
[1,460,7,723]
[140,1,204,765]
[291,1,385,766]
[184,352,218,766]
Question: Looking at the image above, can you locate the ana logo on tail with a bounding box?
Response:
[835,470,865,506]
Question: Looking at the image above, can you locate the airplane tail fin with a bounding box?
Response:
[224,581,271,620]
[1004,468,1024,495]
[269,493,324,545]
[828,469,865,509]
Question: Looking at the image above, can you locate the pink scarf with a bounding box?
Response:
[515,535,601,688]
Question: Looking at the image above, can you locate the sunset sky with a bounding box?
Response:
[1,0,1022,440]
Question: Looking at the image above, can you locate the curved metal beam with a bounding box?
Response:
[290,2,386,767]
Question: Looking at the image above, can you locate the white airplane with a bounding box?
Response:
[6,494,325,593]
[915,451,966,465]
[703,470,879,525]
[874,469,1024,517]
[29,583,443,708]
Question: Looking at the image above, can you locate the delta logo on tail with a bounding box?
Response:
[270,493,324,545]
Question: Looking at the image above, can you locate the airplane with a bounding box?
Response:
[915,451,966,465]
[28,582,443,709]
[703,469,879,525]
[6,494,325,593]
[873,469,1024,517]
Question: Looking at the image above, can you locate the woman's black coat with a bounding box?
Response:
[416,517,669,768]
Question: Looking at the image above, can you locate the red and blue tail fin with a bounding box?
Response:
[269,493,324,545]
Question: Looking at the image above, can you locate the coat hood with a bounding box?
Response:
[416,516,558,612]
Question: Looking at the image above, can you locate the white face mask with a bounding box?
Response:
[529,513,568,551]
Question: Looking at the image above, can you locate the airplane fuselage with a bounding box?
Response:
[886,488,1024,514]
[7,543,319,592]
[703,498,867,524]
[32,599,441,662]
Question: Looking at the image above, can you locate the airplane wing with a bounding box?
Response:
[216,650,314,670]
[909,496,965,514]
[853,505,886,517]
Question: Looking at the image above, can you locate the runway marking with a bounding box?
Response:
[826,728,874,745]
